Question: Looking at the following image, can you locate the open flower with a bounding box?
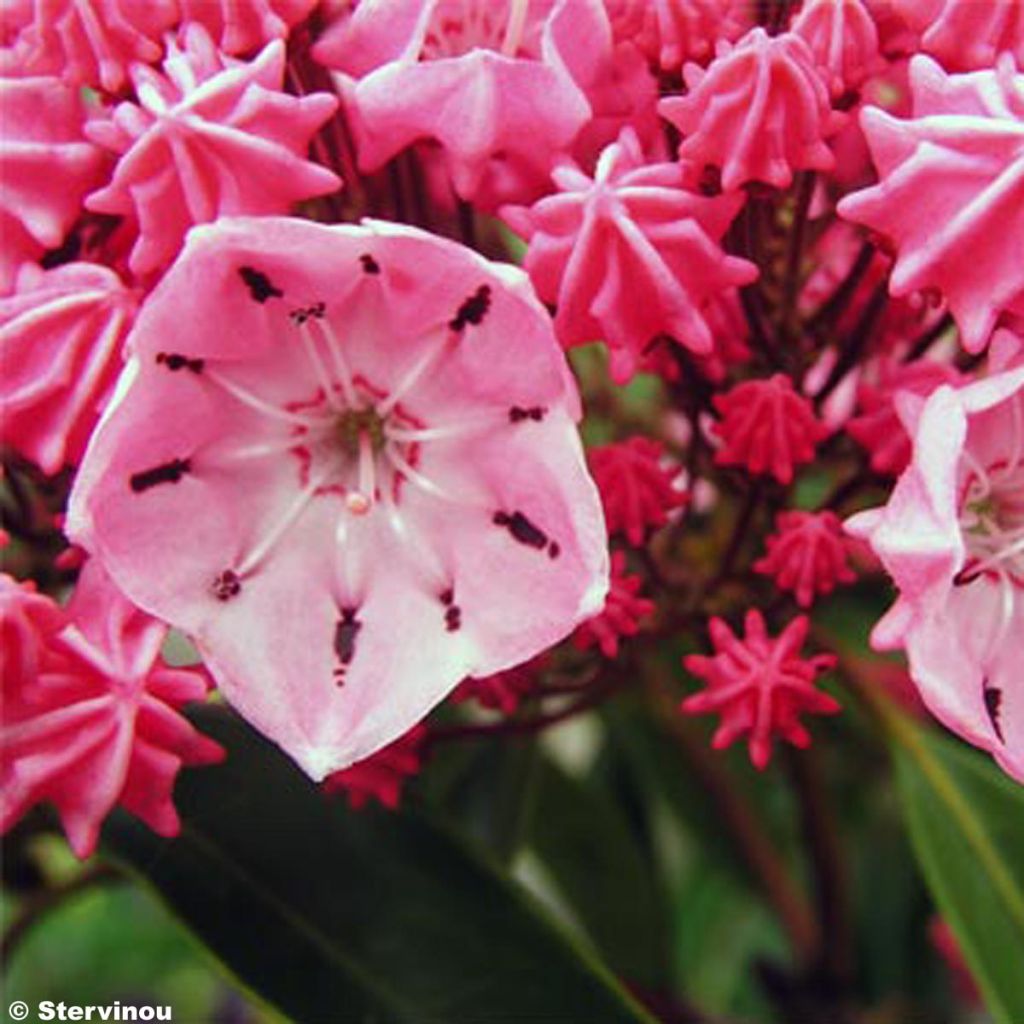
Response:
[85,25,341,277]
[846,350,1024,782]
[68,216,608,779]
[1,563,223,858]
[838,55,1024,353]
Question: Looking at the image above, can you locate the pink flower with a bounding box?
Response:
[176,0,317,55]
[1,563,224,858]
[0,574,66,687]
[313,0,598,207]
[606,0,750,72]
[588,436,687,546]
[452,658,544,715]
[6,0,177,91]
[755,510,856,608]
[682,610,840,769]
[659,27,844,191]
[67,216,609,780]
[323,724,428,810]
[85,25,341,277]
[0,76,110,292]
[838,55,1024,353]
[712,374,829,485]
[791,0,882,99]
[573,550,655,658]
[0,262,137,475]
[846,358,961,475]
[889,0,1024,72]
[846,353,1024,782]
[504,128,757,383]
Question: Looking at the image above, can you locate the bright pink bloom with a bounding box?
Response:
[0,563,224,858]
[713,374,828,484]
[68,216,609,780]
[682,610,840,769]
[606,0,750,72]
[6,0,176,91]
[755,510,856,608]
[323,724,428,810]
[791,0,882,99]
[0,76,110,292]
[176,0,317,55]
[313,0,597,207]
[838,55,1024,353]
[846,358,961,475]
[0,574,66,687]
[504,128,756,383]
[846,353,1024,782]
[889,0,1024,72]
[84,25,340,277]
[588,436,687,546]
[0,262,137,475]
[573,550,655,658]
[659,28,844,191]
[452,657,544,715]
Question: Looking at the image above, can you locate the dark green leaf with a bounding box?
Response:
[102,708,655,1024]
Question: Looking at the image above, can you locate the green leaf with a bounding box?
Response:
[526,756,669,988]
[102,708,655,1024]
[888,709,1024,1024]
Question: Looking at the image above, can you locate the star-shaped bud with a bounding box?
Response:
[573,550,655,659]
[659,27,844,191]
[5,0,176,91]
[682,610,840,769]
[588,436,688,546]
[176,0,317,55]
[322,724,428,810]
[85,25,341,277]
[0,76,110,291]
[755,510,857,608]
[791,0,882,99]
[67,216,609,780]
[504,127,757,384]
[1,563,224,858]
[712,374,828,485]
[838,55,1024,352]
[1,263,138,475]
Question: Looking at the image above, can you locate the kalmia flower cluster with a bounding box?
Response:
[1,0,1021,853]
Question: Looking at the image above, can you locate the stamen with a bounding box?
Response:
[203,368,326,427]
[346,430,376,515]
[311,318,359,408]
[500,0,530,56]
[235,463,336,577]
[207,435,307,464]
[376,329,449,417]
[384,445,457,503]
[385,413,505,444]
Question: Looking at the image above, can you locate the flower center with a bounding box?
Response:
[961,463,1024,584]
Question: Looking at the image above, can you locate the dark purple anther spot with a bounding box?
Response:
[547,541,560,559]
[445,605,462,632]
[493,510,548,550]
[156,352,204,374]
[130,458,192,493]
[334,608,362,666]
[984,684,1005,742]
[212,569,242,601]
[238,266,283,303]
[289,301,326,325]
[360,253,381,275]
[509,406,546,423]
[449,285,491,331]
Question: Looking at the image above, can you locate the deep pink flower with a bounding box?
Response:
[504,128,756,383]
[846,352,1024,782]
[0,574,66,687]
[588,436,687,546]
[85,25,340,277]
[889,0,1024,72]
[1,562,224,858]
[791,0,882,99]
[573,550,655,658]
[682,610,840,769]
[6,0,177,91]
[846,358,961,475]
[659,27,844,191]
[838,55,1024,353]
[67,216,609,779]
[0,262,137,475]
[313,0,598,207]
[0,76,110,292]
[713,374,828,485]
[452,658,544,715]
[176,0,317,55]
[322,724,428,810]
[606,0,750,72]
[755,510,856,608]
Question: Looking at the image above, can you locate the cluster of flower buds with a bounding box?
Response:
[2,0,1022,845]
